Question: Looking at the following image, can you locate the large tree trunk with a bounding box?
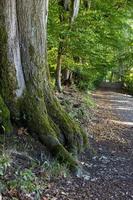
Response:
[0,0,87,172]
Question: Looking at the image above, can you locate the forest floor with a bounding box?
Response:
[0,87,133,200]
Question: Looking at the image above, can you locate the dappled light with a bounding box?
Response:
[109,100,131,103]
[111,107,133,111]
[110,120,133,126]
[0,0,133,199]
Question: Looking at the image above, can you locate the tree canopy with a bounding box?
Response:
[48,0,133,91]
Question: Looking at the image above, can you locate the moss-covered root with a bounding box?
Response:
[45,93,88,154]
[39,132,79,172]
[22,96,79,171]
[54,108,88,154]
[31,116,79,171]
[0,95,13,133]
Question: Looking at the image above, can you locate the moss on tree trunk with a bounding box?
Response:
[0,95,12,133]
[0,0,88,172]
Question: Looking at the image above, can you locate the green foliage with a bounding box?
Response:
[48,0,133,91]
[5,160,69,198]
[0,153,11,176]
[83,93,95,108]
[0,95,12,133]
[74,66,102,91]
[124,70,133,94]
[8,169,38,193]
[0,154,69,197]
[42,160,69,178]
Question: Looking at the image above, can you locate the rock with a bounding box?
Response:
[99,155,110,164]
[85,163,93,168]
[91,177,98,182]
[92,156,97,160]
[83,175,90,181]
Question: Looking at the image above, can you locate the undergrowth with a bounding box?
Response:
[0,150,70,199]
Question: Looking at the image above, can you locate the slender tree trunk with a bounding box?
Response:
[56,43,63,93]
[109,71,114,83]
[62,68,73,86]
[0,0,87,172]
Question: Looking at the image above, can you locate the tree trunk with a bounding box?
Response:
[109,71,114,83]
[62,68,73,86]
[0,0,87,172]
[56,42,63,93]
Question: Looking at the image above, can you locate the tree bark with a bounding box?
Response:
[62,68,73,86]
[0,0,87,172]
[56,42,63,93]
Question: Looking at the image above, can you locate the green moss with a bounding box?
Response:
[0,17,20,120]
[45,90,88,154]
[0,95,12,133]
[29,43,35,60]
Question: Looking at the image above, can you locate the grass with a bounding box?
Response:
[0,153,12,176]
[83,92,96,108]
[42,160,70,178]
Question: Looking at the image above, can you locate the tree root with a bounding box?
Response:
[21,94,81,171]
[44,89,88,155]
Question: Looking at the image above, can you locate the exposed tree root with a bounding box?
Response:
[20,93,86,172]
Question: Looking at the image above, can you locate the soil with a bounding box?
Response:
[1,88,133,200]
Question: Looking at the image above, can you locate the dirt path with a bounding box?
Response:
[42,90,133,200]
[94,90,133,124]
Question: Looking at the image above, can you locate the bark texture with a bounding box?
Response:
[62,68,73,86]
[0,95,12,133]
[56,42,63,93]
[0,0,87,171]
